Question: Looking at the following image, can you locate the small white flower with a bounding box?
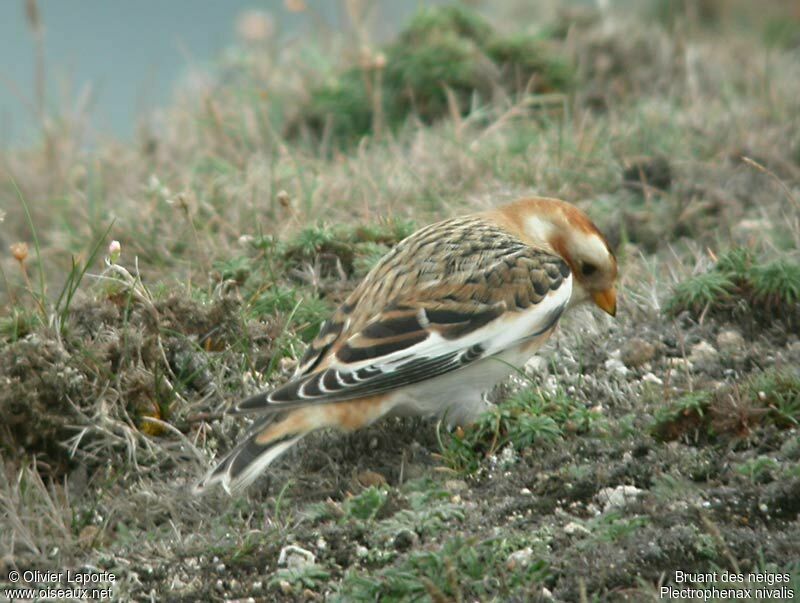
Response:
[108,240,121,264]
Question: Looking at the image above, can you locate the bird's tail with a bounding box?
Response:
[195,395,394,494]
[193,411,309,495]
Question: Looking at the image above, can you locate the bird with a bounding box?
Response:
[196,197,617,494]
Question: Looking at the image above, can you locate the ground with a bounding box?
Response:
[1,1,799,601]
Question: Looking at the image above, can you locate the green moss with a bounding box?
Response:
[301,70,373,145]
[335,534,550,602]
[652,370,800,442]
[714,247,755,279]
[441,385,601,473]
[384,32,488,124]
[268,564,332,593]
[746,369,800,428]
[352,241,390,277]
[665,248,799,326]
[298,4,573,146]
[486,33,575,91]
[344,486,389,521]
[249,286,329,343]
[763,18,800,49]
[651,391,714,442]
[664,271,736,317]
[283,219,416,275]
[748,259,800,309]
[396,5,494,47]
[352,219,416,245]
[284,222,341,260]
[0,308,36,342]
[735,456,780,483]
[585,512,650,543]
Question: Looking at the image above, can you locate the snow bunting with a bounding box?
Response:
[197,197,617,493]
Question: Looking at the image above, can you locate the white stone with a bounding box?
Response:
[667,357,694,371]
[716,329,745,353]
[604,357,629,377]
[506,547,534,570]
[564,521,591,535]
[689,341,718,364]
[642,372,663,385]
[278,545,315,568]
[596,485,644,511]
[525,355,549,374]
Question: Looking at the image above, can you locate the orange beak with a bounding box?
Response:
[592,287,617,317]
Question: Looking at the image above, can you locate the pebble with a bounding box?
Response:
[604,356,629,377]
[733,219,772,240]
[355,470,387,488]
[621,338,656,368]
[525,355,549,374]
[596,485,645,512]
[642,372,663,385]
[393,528,418,552]
[716,329,745,353]
[444,479,469,492]
[78,525,100,549]
[278,545,315,568]
[506,547,534,570]
[689,341,718,365]
[564,521,591,536]
[667,357,694,371]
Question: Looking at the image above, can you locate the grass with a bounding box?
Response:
[440,382,604,474]
[1,0,800,600]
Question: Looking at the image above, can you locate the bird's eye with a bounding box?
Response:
[581,262,598,277]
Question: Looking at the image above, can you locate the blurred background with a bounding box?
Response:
[0,0,444,146]
[1,0,798,147]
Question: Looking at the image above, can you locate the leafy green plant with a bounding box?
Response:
[344,486,389,522]
[373,481,465,541]
[440,383,600,473]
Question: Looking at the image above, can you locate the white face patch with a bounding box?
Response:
[524,215,554,243]
[579,234,611,265]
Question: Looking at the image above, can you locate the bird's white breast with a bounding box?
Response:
[388,327,556,425]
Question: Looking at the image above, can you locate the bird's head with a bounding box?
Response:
[501,197,618,316]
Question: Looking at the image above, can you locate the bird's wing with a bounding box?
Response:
[235,237,572,413]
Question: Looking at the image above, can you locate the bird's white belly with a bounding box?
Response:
[388,333,551,424]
